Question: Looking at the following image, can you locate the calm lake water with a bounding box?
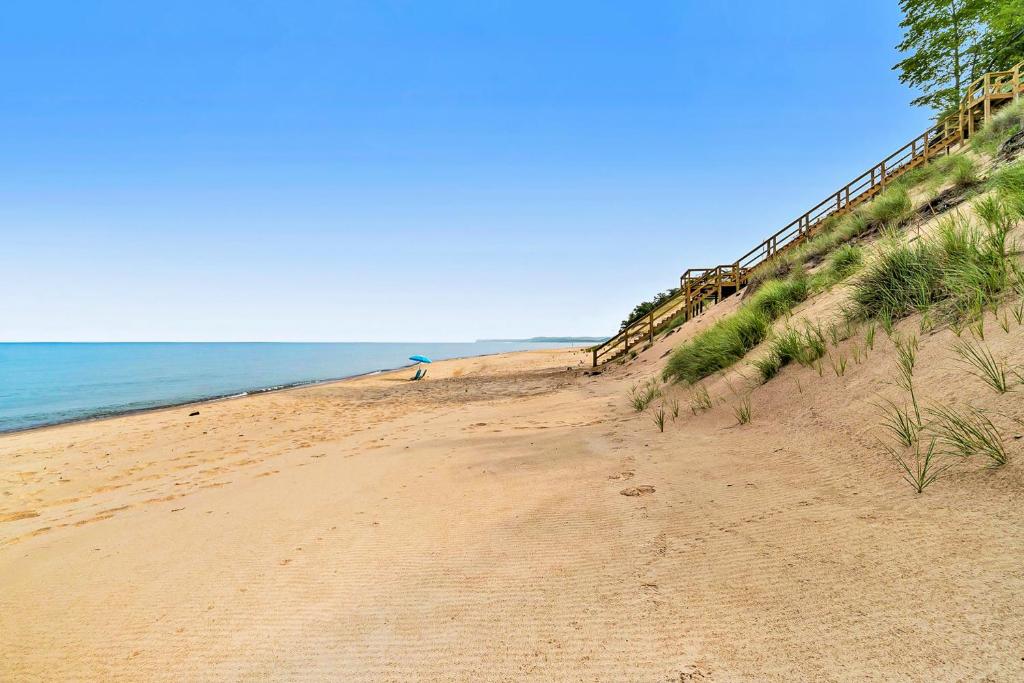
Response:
[0,342,582,433]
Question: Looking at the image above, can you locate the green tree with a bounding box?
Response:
[894,0,990,114]
[982,1,1024,69]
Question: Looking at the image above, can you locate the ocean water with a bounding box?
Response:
[0,342,582,433]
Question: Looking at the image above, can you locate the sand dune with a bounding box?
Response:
[2,333,1023,680]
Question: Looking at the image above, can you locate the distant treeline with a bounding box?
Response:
[618,288,679,333]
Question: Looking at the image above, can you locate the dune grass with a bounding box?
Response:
[752,321,829,383]
[866,184,914,227]
[652,403,666,432]
[732,394,752,425]
[952,339,1012,393]
[888,437,946,493]
[990,159,1024,216]
[971,98,1024,156]
[628,379,660,412]
[926,403,1007,466]
[850,210,1016,327]
[665,395,680,419]
[877,397,921,447]
[689,384,712,414]
[662,274,809,384]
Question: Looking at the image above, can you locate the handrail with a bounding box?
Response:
[593,59,1023,366]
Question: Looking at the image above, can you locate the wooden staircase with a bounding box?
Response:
[592,60,1024,367]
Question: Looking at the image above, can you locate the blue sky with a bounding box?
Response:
[1,1,925,342]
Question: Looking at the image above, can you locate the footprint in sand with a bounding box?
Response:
[620,485,655,497]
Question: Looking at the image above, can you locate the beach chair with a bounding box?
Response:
[411,367,427,381]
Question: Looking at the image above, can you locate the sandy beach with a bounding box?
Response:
[3,308,1023,681]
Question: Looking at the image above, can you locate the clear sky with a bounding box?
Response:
[1,1,927,342]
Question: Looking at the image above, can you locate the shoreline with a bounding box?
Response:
[0,345,585,437]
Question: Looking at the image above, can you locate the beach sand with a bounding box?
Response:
[2,333,1023,680]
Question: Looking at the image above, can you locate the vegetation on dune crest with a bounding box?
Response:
[661,274,809,384]
[850,205,1017,327]
[971,98,1024,155]
[893,0,1021,114]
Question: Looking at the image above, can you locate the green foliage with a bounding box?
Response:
[971,98,1024,154]
[620,288,678,332]
[652,403,667,432]
[990,159,1024,216]
[952,339,1011,392]
[851,212,1014,325]
[689,385,712,414]
[889,437,946,493]
[894,0,990,112]
[877,397,922,447]
[628,380,661,412]
[926,403,1008,466]
[866,185,914,227]
[751,321,829,383]
[985,1,1024,69]
[752,352,782,382]
[662,275,809,384]
[732,394,752,425]
[827,244,865,280]
[934,154,979,188]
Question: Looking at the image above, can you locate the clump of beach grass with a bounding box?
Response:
[926,403,1007,466]
[689,385,712,414]
[663,273,809,384]
[971,98,1024,156]
[850,211,1015,327]
[888,437,946,494]
[866,184,914,227]
[752,321,828,383]
[732,394,752,425]
[628,379,660,412]
[652,403,667,432]
[990,159,1024,216]
[936,154,979,189]
[665,395,680,420]
[876,397,921,448]
[952,339,1012,393]
[827,243,864,279]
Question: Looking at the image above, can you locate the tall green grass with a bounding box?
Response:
[990,159,1024,217]
[971,98,1024,156]
[663,274,809,384]
[850,211,1015,326]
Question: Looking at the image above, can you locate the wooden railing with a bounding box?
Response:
[592,60,1024,367]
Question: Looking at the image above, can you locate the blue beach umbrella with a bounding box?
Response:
[408,354,431,381]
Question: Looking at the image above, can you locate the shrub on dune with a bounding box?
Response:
[971,98,1024,155]
[851,211,1014,325]
[867,185,913,227]
[663,274,809,384]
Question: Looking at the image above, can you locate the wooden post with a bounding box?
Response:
[880,160,886,189]
[983,75,992,125]
[648,312,654,343]
[923,129,930,161]
[592,348,597,367]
